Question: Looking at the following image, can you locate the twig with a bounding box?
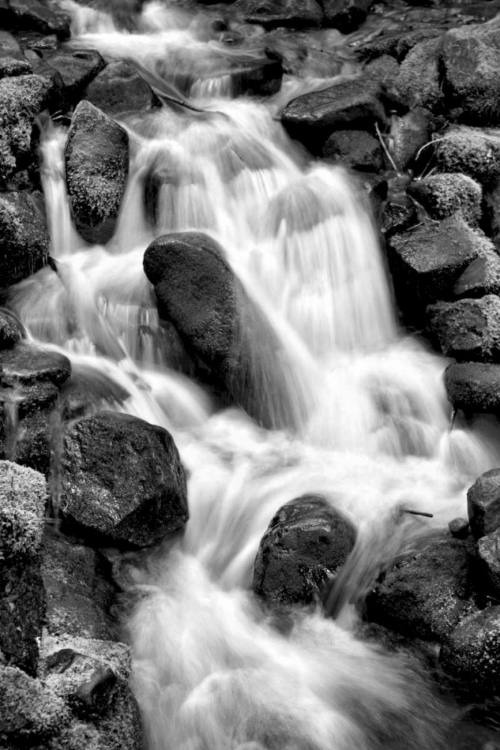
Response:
[375,121,401,175]
[401,510,434,518]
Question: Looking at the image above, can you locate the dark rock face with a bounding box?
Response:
[65,100,129,244]
[235,55,283,97]
[0,342,71,388]
[389,107,431,171]
[445,362,500,415]
[454,250,500,300]
[440,606,500,694]
[231,0,323,29]
[483,179,500,252]
[388,37,443,112]
[407,173,482,226]
[252,494,356,608]
[281,78,385,153]
[84,60,158,116]
[427,296,500,362]
[41,528,118,640]
[6,0,70,40]
[322,129,383,172]
[443,17,500,126]
[323,0,373,33]
[435,125,500,185]
[44,49,106,105]
[477,528,500,599]
[61,411,188,548]
[0,192,49,287]
[381,198,418,238]
[0,309,23,349]
[448,518,469,540]
[366,533,478,641]
[467,469,500,540]
[0,32,32,78]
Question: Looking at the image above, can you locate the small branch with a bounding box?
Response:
[375,121,401,175]
[401,510,434,518]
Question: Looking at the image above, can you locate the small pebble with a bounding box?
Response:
[449,517,470,539]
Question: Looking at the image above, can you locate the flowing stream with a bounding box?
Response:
[8,1,500,748]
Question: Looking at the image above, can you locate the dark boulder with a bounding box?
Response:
[235,54,283,97]
[364,54,399,87]
[44,48,105,105]
[0,31,31,78]
[358,26,443,63]
[467,469,500,540]
[445,362,500,416]
[281,77,386,153]
[454,250,500,300]
[323,0,373,33]
[84,60,158,116]
[7,0,70,40]
[389,107,432,172]
[61,411,188,548]
[322,129,383,171]
[440,606,500,695]
[252,494,356,608]
[483,179,500,252]
[0,342,71,387]
[387,37,443,112]
[478,528,500,599]
[381,198,418,239]
[0,309,23,349]
[231,0,323,29]
[0,192,49,287]
[448,518,469,539]
[435,125,500,186]
[427,296,500,362]
[366,532,478,641]
[407,173,482,226]
[65,100,129,244]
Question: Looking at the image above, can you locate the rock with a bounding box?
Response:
[407,173,482,225]
[143,231,309,430]
[478,528,500,599]
[0,192,49,287]
[358,26,443,63]
[84,60,158,116]
[443,17,500,126]
[427,296,500,362]
[323,0,373,33]
[445,362,500,416]
[252,494,356,608]
[435,125,500,186]
[366,533,478,641]
[467,469,500,540]
[234,54,283,97]
[483,179,500,252]
[454,251,500,299]
[0,459,46,557]
[386,217,482,324]
[0,665,70,742]
[0,74,57,184]
[0,309,23,349]
[8,0,70,40]
[0,55,31,78]
[389,107,432,172]
[322,129,383,172]
[0,29,24,60]
[41,528,118,640]
[440,606,500,694]
[449,518,469,539]
[381,198,418,238]
[364,54,399,87]
[0,342,71,387]
[281,77,386,153]
[65,100,129,245]
[388,37,443,112]
[61,411,188,548]
[44,49,106,105]
[231,0,323,29]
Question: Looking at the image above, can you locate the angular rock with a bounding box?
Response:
[467,469,500,540]
[427,296,500,362]
[366,533,478,641]
[0,459,46,557]
[440,606,500,694]
[389,107,432,172]
[454,250,500,299]
[61,411,188,548]
[388,37,443,112]
[0,191,49,287]
[435,125,500,186]
[65,100,129,244]
[359,26,443,63]
[44,48,106,104]
[478,528,500,599]
[0,30,24,61]
[484,179,500,252]
[408,173,482,226]
[281,77,385,153]
[231,0,323,29]
[8,0,70,40]
[322,129,383,171]
[323,0,373,33]
[364,54,399,87]
[84,59,157,116]
[0,309,23,349]
[41,528,118,640]
[0,342,71,387]
[448,518,469,539]
[252,494,356,608]
[443,17,500,126]
[381,198,418,238]
[445,362,500,416]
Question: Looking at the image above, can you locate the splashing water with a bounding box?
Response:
[8,2,500,748]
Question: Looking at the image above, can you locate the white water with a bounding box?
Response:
[9,1,500,747]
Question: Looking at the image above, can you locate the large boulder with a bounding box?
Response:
[322,129,383,171]
[0,309,23,349]
[0,30,32,79]
[2,0,70,39]
[467,469,500,540]
[388,37,443,112]
[427,296,500,362]
[435,125,500,186]
[323,0,373,33]
[143,231,308,430]
[84,60,158,116]
[366,533,478,641]
[445,362,500,415]
[454,250,500,299]
[0,191,49,287]
[60,411,188,548]
[389,107,432,172]
[443,17,500,126]
[65,100,129,244]
[407,173,482,226]
[44,49,105,105]
[231,0,323,29]
[252,494,356,608]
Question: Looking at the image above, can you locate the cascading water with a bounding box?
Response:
[8,1,500,748]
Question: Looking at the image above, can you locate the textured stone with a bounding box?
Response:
[84,60,157,116]
[323,0,373,33]
[427,296,500,362]
[0,459,46,557]
[435,125,500,186]
[388,37,443,112]
[407,173,482,226]
[44,49,105,104]
[231,0,323,29]
[478,528,500,599]
[390,107,432,171]
[467,469,500,540]
[0,192,49,287]
[322,129,383,172]
[445,362,500,416]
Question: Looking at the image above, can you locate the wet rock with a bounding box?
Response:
[454,251,500,300]
[84,60,158,116]
[427,296,500,362]
[7,0,70,40]
[358,26,443,63]
[0,310,23,349]
[386,217,482,324]
[366,532,478,641]
[0,32,32,78]
[483,179,500,252]
[435,125,500,186]
[65,100,129,245]
[389,107,432,172]
[61,411,188,548]
[0,459,46,557]
[252,494,356,608]
[359,171,387,217]
[0,342,71,387]
[407,173,482,226]
[231,0,323,29]
[467,469,500,540]
[44,49,106,105]
[0,29,24,60]
[235,54,283,97]
[281,77,385,154]
[449,518,469,539]
[445,362,500,416]
[380,198,418,238]
[478,528,500,599]
[440,606,500,694]
[323,0,373,33]
[443,17,500,126]
[0,192,49,287]
[0,74,57,184]
[0,665,70,743]
[41,528,118,640]
[388,37,443,113]
[322,129,383,172]
[364,54,399,87]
